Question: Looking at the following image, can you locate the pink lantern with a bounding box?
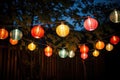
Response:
[31,25,44,39]
[80,53,88,60]
[84,17,98,31]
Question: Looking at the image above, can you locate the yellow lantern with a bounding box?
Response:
[28,42,36,51]
[95,40,105,50]
[106,43,114,51]
[92,50,100,57]
[109,9,120,23]
[56,23,70,37]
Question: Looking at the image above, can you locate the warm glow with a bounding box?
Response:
[0,28,8,39]
[56,23,70,37]
[106,43,114,51]
[84,17,98,31]
[9,38,18,45]
[28,42,36,51]
[44,46,52,57]
[95,40,105,50]
[31,25,44,39]
[92,50,100,57]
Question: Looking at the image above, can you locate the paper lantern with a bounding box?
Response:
[68,50,75,58]
[84,17,98,31]
[92,50,100,57]
[80,44,89,53]
[106,43,114,51]
[31,25,44,39]
[10,29,23,40]
[0,28,8,39]
[95,40,105,50]
[109,9,120,23]
[56,23,70,37]
[9,38,18,45]
[58,48,68,58]
[110,35,119,45]
[80,53,88,60]
[28,42,36,51]
[44,46,52,57]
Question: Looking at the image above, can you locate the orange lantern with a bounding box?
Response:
[95,40,105,50]
[109,9,120,23]
[56,23,70,37]
[28,42,36,51]
[110,35,119,45]
[44,46,52,57]
[84,17,98,31]
[9,38,18,45]
[80,53,88,60]
[80,44,89,53]
[31,25,44,39]
[0,28,8,39]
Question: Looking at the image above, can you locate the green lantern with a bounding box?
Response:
[58,48,68,58]
[10,29,23,40]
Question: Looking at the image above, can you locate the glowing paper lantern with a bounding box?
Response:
[58,48,68,58]
[9,38,18,45]
[31,25,44,39]
[80,53,88,60]
[84,17,98,31]
[10,29,23,40]
[28,42,36,51]
[80,44,89,53]
[95,40,105,50]
[0,28,8,39]
[109,9,120,23]
[110,35,119,45]
[106,43,114,51]
[92,50,100,57]
[44,46,52,57]
[56,23,70,37]
[68,50,75,58]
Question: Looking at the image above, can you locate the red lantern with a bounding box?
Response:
[0,28,8,39]
[44,46,52,57]
[9,38,18,45]
[110,35,119,45]
[80,44,89,53]
[31,25,44,39]
[80,53,88,60]
[84,17,98,31]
